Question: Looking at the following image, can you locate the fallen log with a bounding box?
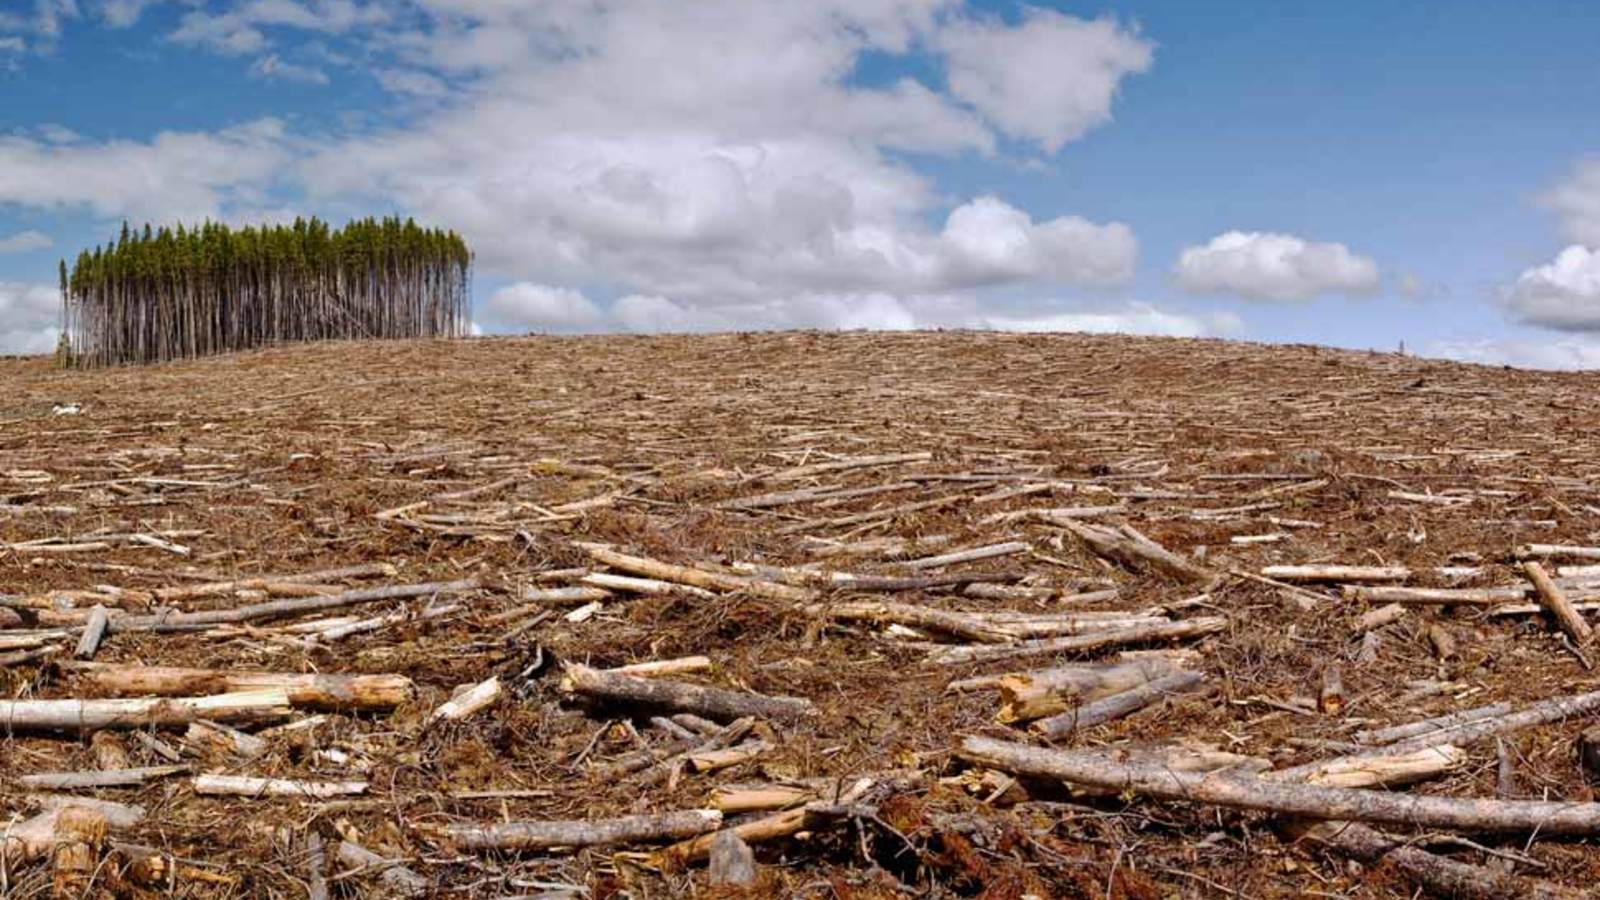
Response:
[1264,565,1410,583]
[427,676,502,724]
[335,840,428,898]
[656,778,877,866]
[1295,821,1583,900]
[1524,561,1594,643]
[582,546,811,602]
[60,662,414,711]
[816,600,1015,644]
[561,664,815,723]
[193,775,368,798]
[109,579,478,632]
[1269,745,1469,788]
[958,735,1600,834]
[1029,670,1207,738]
[0,688,290,731]
[19,765,188,790]
[1354,703,1513,745]
[997,657,1185,723]
[446,809,722,851]
[926,616,1227,667]
[1057,520,1216,584]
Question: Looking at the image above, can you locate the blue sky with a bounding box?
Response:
[3,1,1600,367]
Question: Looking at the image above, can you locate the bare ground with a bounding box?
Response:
[2,330,1600,898]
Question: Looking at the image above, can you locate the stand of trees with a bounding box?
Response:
[61,216,471,367]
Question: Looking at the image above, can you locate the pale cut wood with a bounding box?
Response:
[959,736,1600,834]
[1354,602,1407,631]
[997,657,1182,722]
[152,563,396,601]
[192,774,368,798]
[184,719,268,759]
[1353,703,1513,745]
[110,579,478,632]
[1057,519,1215,584]
[656,778,877,866]
[901,541,1029,570]
[583,545,812,602]
[561,664,816,722]
[1344,585,1525,605]
[0,687,290,731]
[709,784,814,813]
[762,451,931,483]
[1524,560,1594,643]
[610,656,713,678]
[816,600,1015,644]
[926,616,1227,667]
[91,730,131,770]
[1030,671,1207,738]
[20,764,187,790]
[1272,745,1468,788]
[1263,565,1409,583]
[1518,543,1600,562]
[446,809,722,851]
[74,605,108,659]
[61,662,414,711]
[428,676,502,723]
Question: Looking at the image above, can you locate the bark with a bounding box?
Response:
[997,657,1183,722]
[74,605,108,659]
[709,830,758,886]
[927,616,1227,667]
[1057,519,1216,584]
[958,736,1600,834]
[1031,671,1208,738]
[1524,561,1594,643]
[335,840,429,898]
[561,664,816,722]
[109,579,477,632]
[61,661,414,711]
[0,688,290,732]
[51,805,105,899]
[1295,821,1584,900]
[446,810,722,851]
[305,831,329,900]
[20,765,188,790]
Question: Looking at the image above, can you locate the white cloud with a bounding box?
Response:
[0,281,61,355]
[1503,244,1600,331]
[482,283,604,333]
[5,1,1154,334]
[940,195,1135,287]
[1175,231,1380,301]
[100,0,161,28]
[249,53,328,84]
[0,230,52,253]
[1543,157,1600,247]
[934,8,1152,153]
[0,119,289,222]
[1425,336,1600,371]
[981,304,1238,338]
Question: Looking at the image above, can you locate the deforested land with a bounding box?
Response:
[5,330,1600,897]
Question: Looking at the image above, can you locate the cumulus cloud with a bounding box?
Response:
[1175,231,1380,301]
[482,283,604,333]
[0,281,61,355]
[1503,245,1600,331]
[0,119,289,222]
[0,230,52,253]
[5,1,1156,333]
[935,8,1152,153]
[1543,158,1600,247]
[981,304,1238,338]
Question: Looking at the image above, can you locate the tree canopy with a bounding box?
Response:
[62,216,472,367]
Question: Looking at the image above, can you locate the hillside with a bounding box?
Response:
[4,331,1600,897]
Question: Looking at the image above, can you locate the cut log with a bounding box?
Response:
[0,688,290,731]
[901,541,1029,570]
[610,656,714,678]
[709,784,815,813]
[305,831,329,900]
[21,765,188,790]
[1524,561,1593,644]
[1269,745,1469,788]
[996,657,1183,723]
[152,563,396,601]
[91,731,131,770]
[61,662,414,711]
[1344,585,1526,606]
[1030,671,1208,739]
[1518,544,1600,562]
[1057,520,1216,584]
[193,775,368,798]
[110,579,477,632]
[184,719,268,759]
[958,735,1600,834]
[1318,665,1345,715]
[445,809,722,851]
[428,676,502,724]
[927,616,1227,667]
[1354,703,1513,745]
[560,664,815,722]
[582,546,812,602]
[816,600,1015,644]
[656,777,877,866]
[1263,565,1410,583]
[74,605,108,659]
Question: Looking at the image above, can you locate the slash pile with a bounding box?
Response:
[3,330,1600,897]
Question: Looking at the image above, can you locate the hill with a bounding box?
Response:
[3,331,1600,897]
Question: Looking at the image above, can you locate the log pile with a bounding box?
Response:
[5,329,1600,895]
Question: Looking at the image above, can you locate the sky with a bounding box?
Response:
[3,1,1600,368]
